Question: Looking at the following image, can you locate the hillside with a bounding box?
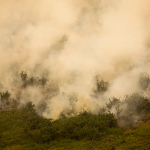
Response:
[1,0,150,149]
[0,104,150,150]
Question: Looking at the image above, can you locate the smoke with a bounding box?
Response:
[0,0,150,120]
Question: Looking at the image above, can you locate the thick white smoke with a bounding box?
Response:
[0,0,150,119]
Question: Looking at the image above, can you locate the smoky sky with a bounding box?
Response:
[0,0,150,119]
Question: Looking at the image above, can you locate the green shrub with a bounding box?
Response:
[50,112,118,141]
[1,106,150,150]
[21,107,118,142]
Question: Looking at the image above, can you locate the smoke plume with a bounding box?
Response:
[0,0,150,121]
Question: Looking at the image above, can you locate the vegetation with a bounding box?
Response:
[0,103,150,149]
[94,76,109,94]
[0,71,150,149]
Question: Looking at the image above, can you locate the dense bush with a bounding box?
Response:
[1,102,150,150]
[24,107,118,142]
[16,103,118,143]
